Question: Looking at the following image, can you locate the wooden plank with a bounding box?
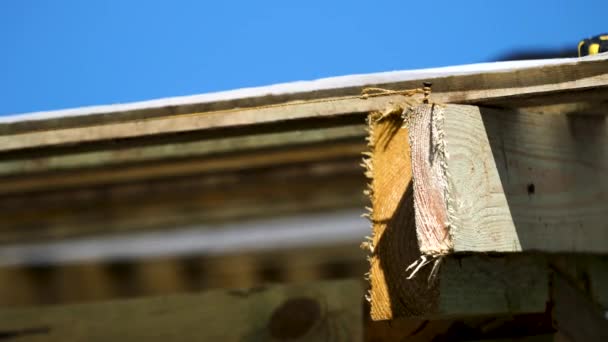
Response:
[365,108,545,320]
[410,104,608,254]
[1,54,606,138]
[369,252,608,321]
[0,124,365,177]
[0,279,364,342]
[551,270,608,342]
[0,159,364,244]
[365,110,419,320]
[1,55,607,152]
[0,244,367,307]
[365,107,608,320]
[0,96,398,152]
[0,141,364,195]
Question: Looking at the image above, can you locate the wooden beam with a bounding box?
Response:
[1,55,606,152]
[0,244,367,307]
[0,279,364,341]
[410,104,608,254]
[0,158,364,244]
[551,270,608,342]
[0,141,364,195]
[366,105,608,320]
[0,96,396,152]
[369,251,608,321]
[0,124,365,177]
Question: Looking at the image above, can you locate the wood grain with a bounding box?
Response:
[409,104,452,254]
[0,279,364,342]
[0,96,398,152]
[551,270,608,342]
[370,250,608,320]
[366,112,429,320]
[0,244,367,307]
[0,158,364,244]
[1,53,606,141]
[411,104,608,253]
[0,124,365,177]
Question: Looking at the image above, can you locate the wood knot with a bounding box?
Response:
[268,297,321,339]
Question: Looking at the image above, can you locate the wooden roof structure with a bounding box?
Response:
[1,53,607,341]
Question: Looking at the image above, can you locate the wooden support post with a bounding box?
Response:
[0,279,364,342]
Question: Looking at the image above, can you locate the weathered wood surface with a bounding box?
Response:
[0,279,364,342]
[365,111,421,320]
[0,158,365,244]
[0,96,395,152]
[410,104,608,254]
[370,251,608,321]
[0,141,364,196]
[0,244,367,307]
[1,54,607,152]
[551,270,608,342]
[366,105,608,320]
[0,124,365,177]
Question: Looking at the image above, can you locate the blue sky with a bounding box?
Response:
[1,0,606,116]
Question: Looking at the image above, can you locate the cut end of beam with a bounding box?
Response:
[365,101,443,321]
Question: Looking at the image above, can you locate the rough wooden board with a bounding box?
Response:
[0,141,364,195]
[1,53,606,138]
[0,244,367,307]
[366,107,608,319]
[0,159,364,244]
[0,95,399,152]
[411,104,608,254]
[0,124,365,177]
[366,111,424,320]
[2,55,608,153]
[409,104,452,254]
[365,108,544,320]
[551,270,608,342]
[0,279,364,342]
[370,252,608,320]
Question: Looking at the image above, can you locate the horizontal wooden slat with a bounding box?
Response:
[0,124,366,177]
[0,141,364,195]
[1,55,607,152]
[0,96,396,152]
[0,244,367,307]
[0,279,364,342]
[371,252,608,320]
[0,158,365,244]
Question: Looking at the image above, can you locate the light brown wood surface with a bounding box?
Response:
[0,157,365,244]
[0,279,364,342]
[370,250,608,321]
[367,104,608,320]
[0,244,367,307]
[410,104,608,254]
[1,54,607,152]
[551,270,608,342]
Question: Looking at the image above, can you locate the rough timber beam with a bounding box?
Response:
[410,104,608,254]
[0,279,364,342]
[366,104,608,320]
[1,54,607,153]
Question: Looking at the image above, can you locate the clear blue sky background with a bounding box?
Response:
[1,0,606,116]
